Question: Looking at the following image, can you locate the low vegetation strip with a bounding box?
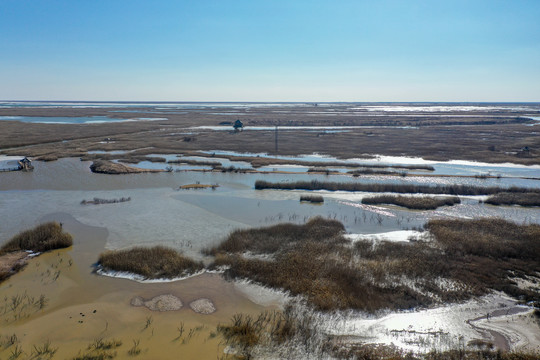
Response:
[89,160,162,174]
[254,179,540,196]
[300,195,324,203]
[179,183,219,190]
[80,197,131,205]
[207,217,540,312]
[248,157,435,171]
[484,192,540,207]
[362,195,460,210]
[97,246,203,279]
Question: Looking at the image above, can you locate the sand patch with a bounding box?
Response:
[131,294,183,311]
[189,298,216,314]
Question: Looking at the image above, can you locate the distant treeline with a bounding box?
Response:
[254,180,540,196]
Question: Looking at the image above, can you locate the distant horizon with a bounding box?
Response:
[2,100,540,104]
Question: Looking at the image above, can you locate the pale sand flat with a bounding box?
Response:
[189,298,216,314]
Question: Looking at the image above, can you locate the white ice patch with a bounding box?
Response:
[234,279,291,308]
[345,230,426,243]
[95,267,205,283]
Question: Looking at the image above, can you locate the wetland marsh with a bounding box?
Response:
[0,102,539,359]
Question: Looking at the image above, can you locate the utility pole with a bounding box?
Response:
[275,125,278,153]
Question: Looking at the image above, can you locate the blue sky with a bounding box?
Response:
[1,0,539,101]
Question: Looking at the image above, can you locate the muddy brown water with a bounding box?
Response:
[0,213,268,359]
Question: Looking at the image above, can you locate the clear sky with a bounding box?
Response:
[1,0,539,102]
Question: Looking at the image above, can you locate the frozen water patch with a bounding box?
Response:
[95,267,206,283]
[345,230,425,243]
[234,279,291,308]
[322,293,536,353]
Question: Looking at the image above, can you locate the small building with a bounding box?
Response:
[18,157,34,171]
[233,119,244,132]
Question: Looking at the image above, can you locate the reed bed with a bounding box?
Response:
[348,168,407,176]
[362,195,460,210]
[97,246,203,279]
[80,197,131,205]
[254,179,540,196]
[0,222,73,255]
[299,195,324,203]
[484,192,540,207]
[167,159,222,166]
[208,217,540,312]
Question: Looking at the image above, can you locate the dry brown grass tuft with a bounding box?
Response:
[98,246,203,279]
[0,222,73,255]
[362,195,460,210]
[484,192,540,207]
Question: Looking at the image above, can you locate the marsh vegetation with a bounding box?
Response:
[484,192,540,207]
[0,222,73,256]
[299,195,324,203]
[97,246,203,279]
[207,217,540,311]
[362,195,461,210]
[255,179,540,196]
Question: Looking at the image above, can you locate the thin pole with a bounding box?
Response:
[275,125,278,153]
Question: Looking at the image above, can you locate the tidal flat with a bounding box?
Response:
[0,102,539,359]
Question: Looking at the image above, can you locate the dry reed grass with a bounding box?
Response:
[97,246,203,279]
[254,179,539,196]
[362,195,460,210]
[0,222,73,255]
[484,192,540,207]
[208,217,540,312]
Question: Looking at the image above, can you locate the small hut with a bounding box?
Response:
[233,119,244,132]
[18,157,34,171]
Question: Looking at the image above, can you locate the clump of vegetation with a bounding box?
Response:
[97,246,203,279]
[348,168,406,176]
[89,160,161,174]
[178,183,219,190]
[299,195,324,203]
[72,337,123,360]
[484,192,540,207]
[167,159,221,166]
[81,197,131,205]
[208,217,540,312]
[254,179,540,196]
[0,222,73,255]
[213,165,250,173]
[362,195,460,210]
[218,304,326,359]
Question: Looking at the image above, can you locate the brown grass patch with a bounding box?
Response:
[362,195,460,210]
[255,179,539,196]
[89,160,163,174]
[98,246,203,279]
[208,217,540,312]
[484,192,540,207]
[0,222,73,255]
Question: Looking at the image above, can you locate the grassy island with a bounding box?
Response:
[362,195,461,210]
[97,246,203,279]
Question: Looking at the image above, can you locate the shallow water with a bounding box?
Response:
[0,115,167,124]
[1,158,539,257]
